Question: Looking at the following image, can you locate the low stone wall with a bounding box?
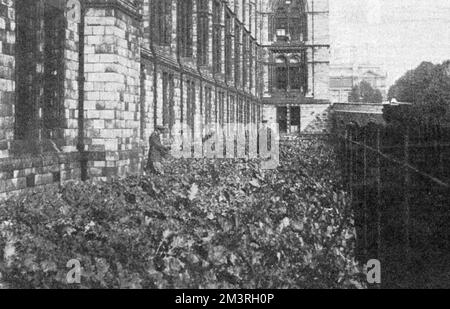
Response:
[0,152,81,200]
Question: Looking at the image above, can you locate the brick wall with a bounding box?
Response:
[0,0,270,199]
[0,0,14,160]
[0,0,82,200]
[83,0,142,179]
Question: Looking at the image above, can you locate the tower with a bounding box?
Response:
[260,0,330,134]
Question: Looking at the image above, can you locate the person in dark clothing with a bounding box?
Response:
[146,125,170,174]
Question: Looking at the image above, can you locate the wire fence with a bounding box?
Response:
[336,121,450,288]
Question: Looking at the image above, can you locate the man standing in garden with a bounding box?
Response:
[146,125,170,175]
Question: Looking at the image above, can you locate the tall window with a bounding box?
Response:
[151,0,172,45]
[289,57,302,90]
[271,0,307,42]
[273,54,307,93]
[251,103,256,124]
[213,90,218,124]
[218,92,225,126]
[242,33,249,87]
[16,0,65,142]
[245,100,250,124]
[212,0,222,73]
[162,72,175,130]
[275,56,288,90]
[229,95,235,124]
[234,23,241,85]
[277,107,288,133]
[238,98,244,124]
[249,40,254,89]
[178,0,193,58]
[186,80,196,133]
[205,86,212,125]
[225,12,233,80]
[197,0,209,65]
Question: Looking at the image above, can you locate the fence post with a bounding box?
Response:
[404,127,411,261]
[348,127,353,199]
[363,126,368,257]
[376,127,382,260]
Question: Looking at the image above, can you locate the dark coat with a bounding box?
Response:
[147,132,169,164]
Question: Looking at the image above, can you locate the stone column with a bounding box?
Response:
[0,1,15,160]
[83,0,142,179]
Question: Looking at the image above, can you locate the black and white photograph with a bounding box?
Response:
[0,0,450,294]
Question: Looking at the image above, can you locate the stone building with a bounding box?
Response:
[329,64,388,103]
[260,0,330,134]
[0,0,330,199]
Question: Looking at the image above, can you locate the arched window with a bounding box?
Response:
[234,22,241,85]
[225,11,233,80]
[275,56,288,90]
[289,57,302,90]
[272,0,307,42]
[178,0,193,58]
[197,0,209,65]
[151,0,172,46]
[212,0,222,73]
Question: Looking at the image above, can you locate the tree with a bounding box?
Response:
[348,81,383,103]
[387,61,435,103]
[385,60,450,123]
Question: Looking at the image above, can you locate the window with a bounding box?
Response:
[289,57,301,90]
[225,12,233,80]
[242,33,249,87]
[251,103,256,124]
[16,0,66,142]
[178,0,193,58]
[186,80,196,134]
[245,100,250,124]
[229,95,235,124]
[290,106,301,128]
[213,90,218,124]
[226,95,230,125]
[273,54,307,93]
[218,92,225,126]
[277,107,288,133]
[289,54,308,93]
[238,98,244,124]
[275,56,288,90]
[234,23,241,85]
[151,0,172,45]
[197,0,209,66]
[271,0,307,42]
[212,0,222,73]
[249,4,253,32]
[162,72,175,131]
[205,86,212,125]
[249,41,254,89]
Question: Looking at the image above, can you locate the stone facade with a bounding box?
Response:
[0,0,330,199]
[260,0,331,134]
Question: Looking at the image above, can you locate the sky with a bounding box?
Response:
[330,0,450,86]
